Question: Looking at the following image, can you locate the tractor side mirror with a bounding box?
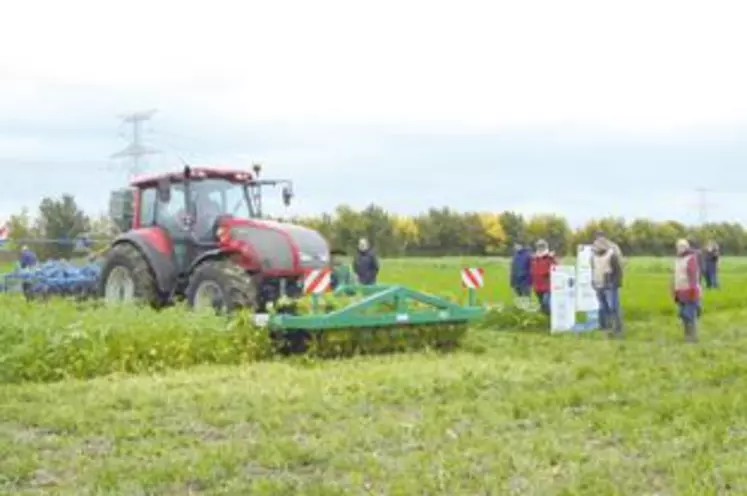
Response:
[156,179,171,203]
[282,185,293,206]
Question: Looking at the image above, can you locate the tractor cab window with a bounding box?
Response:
[150,177,254,236]
[190,178,254,219]
[139,188,157,226]
[154,185,186,231]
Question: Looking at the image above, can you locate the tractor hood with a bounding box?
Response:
[227,218,330,272]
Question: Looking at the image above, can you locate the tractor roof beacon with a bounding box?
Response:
[100,165,331,313]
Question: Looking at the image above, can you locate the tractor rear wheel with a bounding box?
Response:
[98,243,161,307]
[185,259,260,312]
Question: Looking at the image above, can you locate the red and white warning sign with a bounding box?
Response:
[303,268,332,294]
[461,267,485,289]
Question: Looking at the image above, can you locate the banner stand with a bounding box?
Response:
[550,245,601,334]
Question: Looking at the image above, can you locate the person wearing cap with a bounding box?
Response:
[353,238,380,285]
[672,238,701,343]
[510,241,532,297]
[530,239,556,315]
[590,237,623,336]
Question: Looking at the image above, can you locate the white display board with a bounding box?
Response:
[550,265,577,333]
[575,244,599,312]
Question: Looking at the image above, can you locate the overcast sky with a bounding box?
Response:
[1,0,746,227]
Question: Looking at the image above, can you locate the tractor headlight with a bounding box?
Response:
[299,252,329,264]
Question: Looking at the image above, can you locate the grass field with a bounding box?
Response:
[2,256,747,494]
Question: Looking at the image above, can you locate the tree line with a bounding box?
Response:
[2,196,746,260]
[291,204,746,257]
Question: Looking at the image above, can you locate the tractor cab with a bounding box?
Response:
[110,165,294,235]
[101,165,329,311]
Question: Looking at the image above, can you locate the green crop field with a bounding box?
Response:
[2,256,747,494]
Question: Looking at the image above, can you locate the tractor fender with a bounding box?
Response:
[111,230,178,294]
[185,248,253,278]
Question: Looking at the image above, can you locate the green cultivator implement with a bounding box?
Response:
[258,282,486,355]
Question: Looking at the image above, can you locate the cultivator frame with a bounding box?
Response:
[257,283,485,331]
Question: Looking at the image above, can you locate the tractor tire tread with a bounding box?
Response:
[99,242,161,307]
[186,259,259,311]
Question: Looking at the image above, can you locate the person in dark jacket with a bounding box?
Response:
[702,240,720,289]
[353,238,379,285]
[590,237,623,337]
[530,239,557,315]
[510,242,532,296]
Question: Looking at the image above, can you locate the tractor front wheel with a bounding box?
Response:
[185,259,260,313]
[98,243,161,307]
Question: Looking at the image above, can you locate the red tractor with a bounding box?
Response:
[99,165,331,312]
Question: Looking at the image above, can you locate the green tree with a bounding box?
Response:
[525,214,572,255]
[5,207,37,252]
[498,211,526,253]
[359,204,397,255]
[414,207,468,256]
[35,194,90,259]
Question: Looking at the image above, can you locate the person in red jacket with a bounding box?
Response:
[530,239,557,315]
[672,238,701,342]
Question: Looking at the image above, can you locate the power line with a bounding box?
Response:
[110,109,160,179]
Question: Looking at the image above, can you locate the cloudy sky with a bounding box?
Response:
[1,0,746,226]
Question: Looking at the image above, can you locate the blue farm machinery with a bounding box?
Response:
[0,259,102,299]
[0,236,103,299]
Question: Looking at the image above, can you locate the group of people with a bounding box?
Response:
[510,232,715,343]
[509,238,557,314]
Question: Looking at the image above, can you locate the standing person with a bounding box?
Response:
[530,239,556,315]
[353,238,380,285]
[590,237,623,337]
[510,241,532,297]
[19,245,37,269]
[18,245,38,300]
[672,239,701,343]
[702,240,720,289]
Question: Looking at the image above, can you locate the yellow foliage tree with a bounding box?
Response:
[393,215,420,248]
[478,212,506,254]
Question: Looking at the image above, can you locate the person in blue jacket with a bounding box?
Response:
[18,245,38,300]
[19,245,38,269]
[510,241,532,296]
